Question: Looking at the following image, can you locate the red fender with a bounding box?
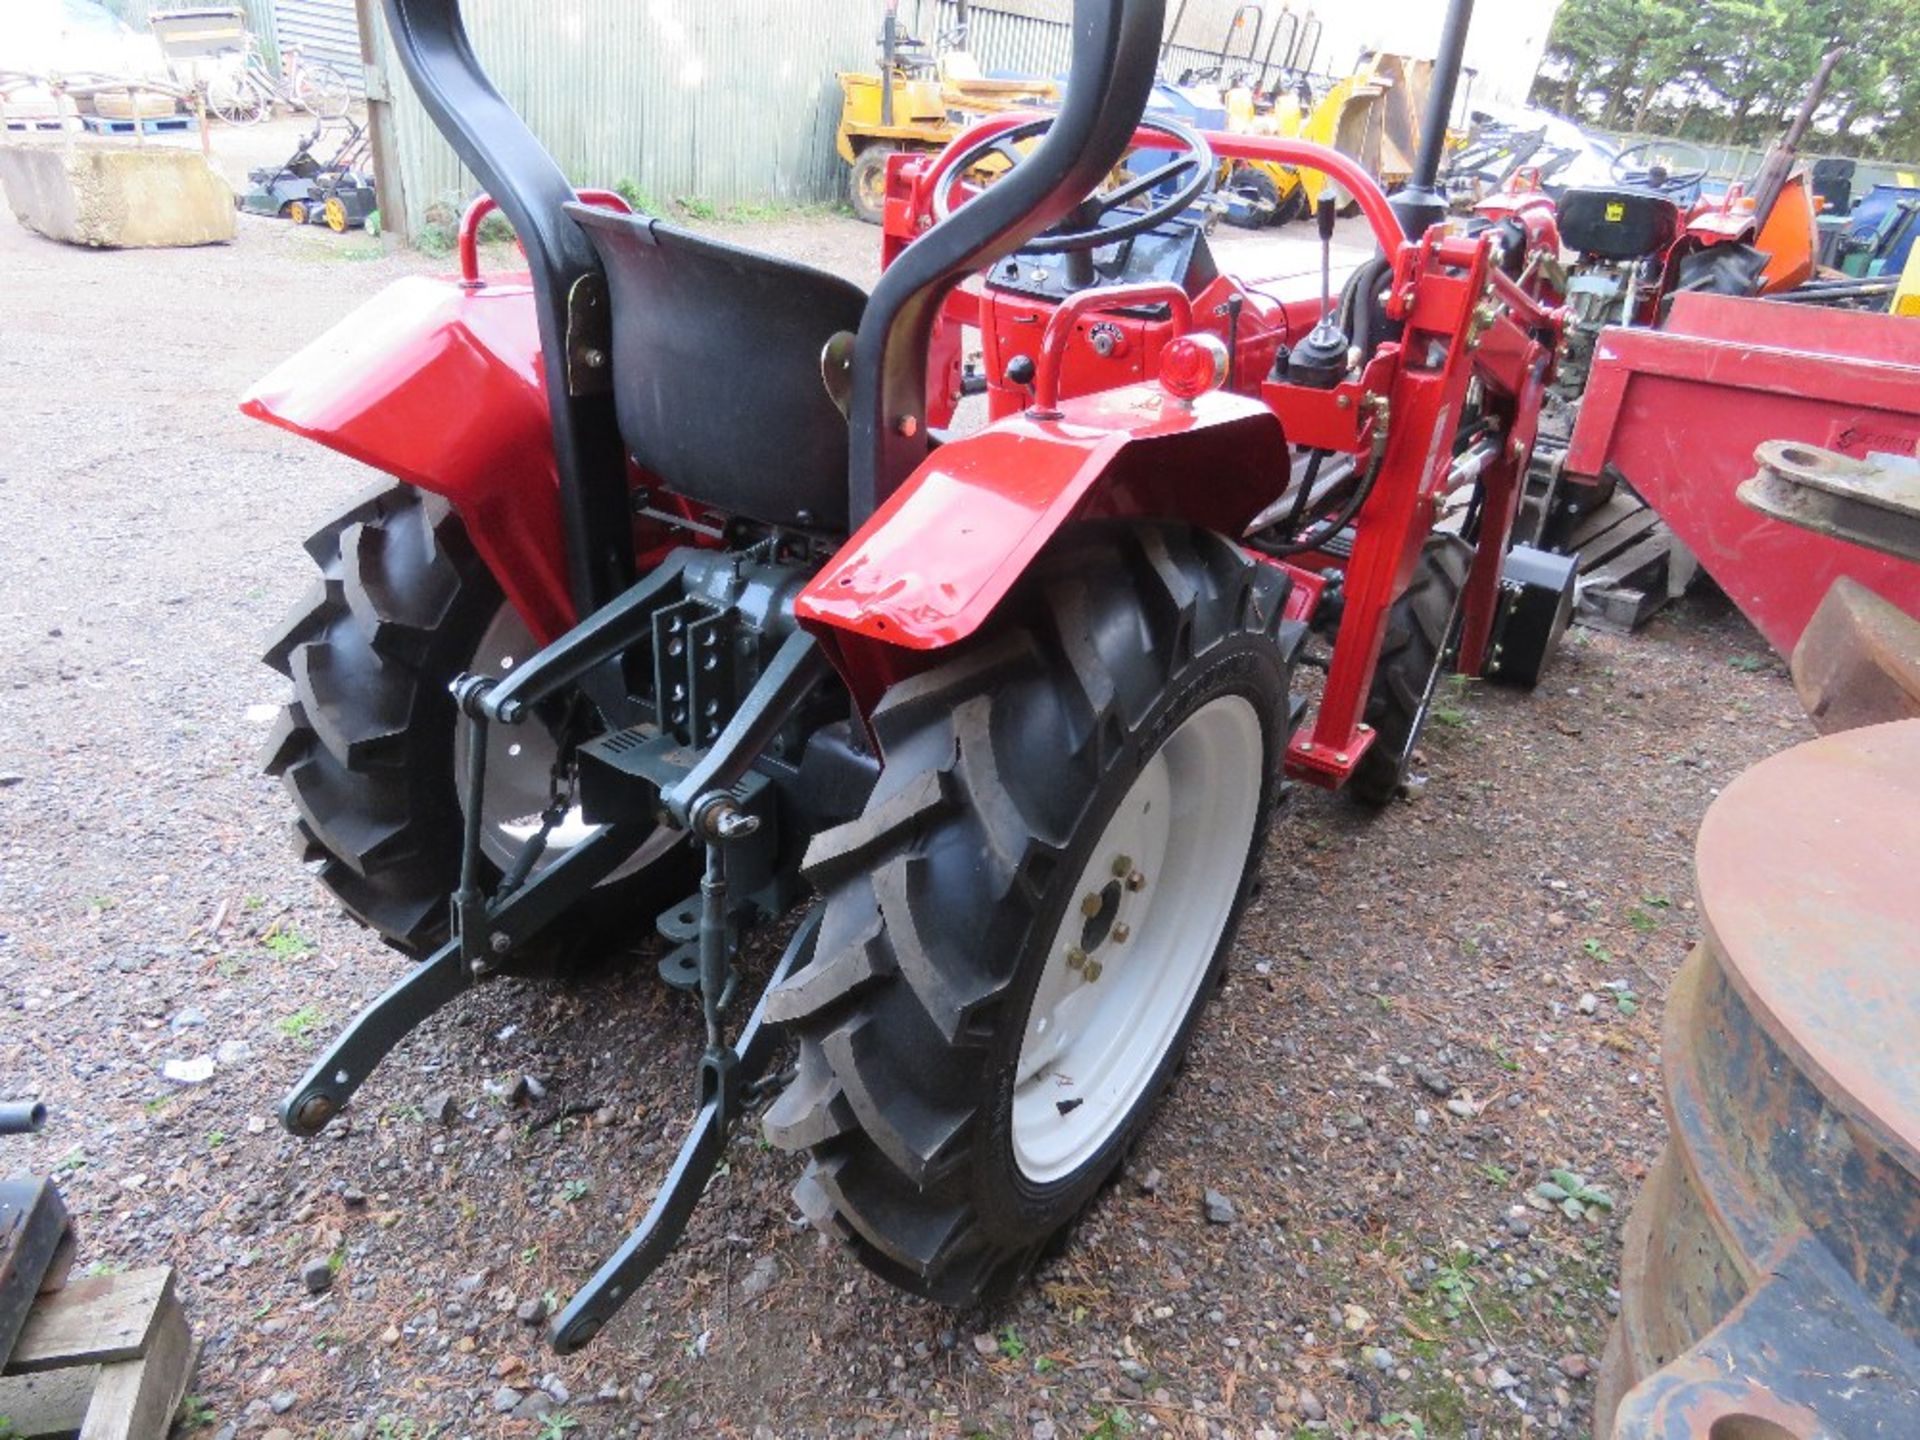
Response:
[241,274,575,643]
[796,383,1288,712]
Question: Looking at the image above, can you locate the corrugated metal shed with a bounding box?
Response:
[378,0,873,235]
[374,0,1562,239]
[931,1,1295,92]
[272,0,363,92]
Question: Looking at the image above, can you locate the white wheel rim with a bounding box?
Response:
[452,605,675,882]
[1012,694,1264,1184]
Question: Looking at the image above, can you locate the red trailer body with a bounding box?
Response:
[1567,293,1920,654]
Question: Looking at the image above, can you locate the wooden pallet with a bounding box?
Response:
[1564,488,1691,634]
[0,1268,196,1440]
[78,115,194,136]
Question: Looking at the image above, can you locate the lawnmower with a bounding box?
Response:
[238,115,377,231]
[249,0,1567,1351]
[238,117,330,220]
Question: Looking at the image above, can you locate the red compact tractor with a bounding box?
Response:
[250,0,1569,1348]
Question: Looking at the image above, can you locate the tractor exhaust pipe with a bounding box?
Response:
[1390,0,1474,237]
[1749,46,1846,230]
[881,1,899,128]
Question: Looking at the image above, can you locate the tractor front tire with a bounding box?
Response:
[1347,531,1471,807]
[849,144,896,225]
[261,484,501,954]
[764,524,1302,1303]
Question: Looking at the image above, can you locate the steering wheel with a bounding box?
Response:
[931,116,1214,253]
[1610,139,1711,194]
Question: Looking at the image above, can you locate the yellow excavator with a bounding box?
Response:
[1217,50,1438,227]
[1157,4,1440,227]
[834,0,1055,223]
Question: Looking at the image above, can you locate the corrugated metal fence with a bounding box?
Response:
[272,0,364,93]
[374,0,1341,238]
[377,0,873,236]
[928,0,1328,91]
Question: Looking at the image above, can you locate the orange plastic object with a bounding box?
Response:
[1757,173,1818,294]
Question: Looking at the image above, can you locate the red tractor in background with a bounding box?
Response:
[248,0,1569,1349]
[1457,55,1920,653]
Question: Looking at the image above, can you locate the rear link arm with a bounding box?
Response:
[449,675,498,975]
[548,907,822,1353]
[660,629,830,828]
[277,816,654,1138]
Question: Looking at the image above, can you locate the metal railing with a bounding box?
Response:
[922,0,1339,95]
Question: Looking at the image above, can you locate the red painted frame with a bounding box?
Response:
[1567,292,1920,653]
[827,116,1566,785]
[244,117,1566,793]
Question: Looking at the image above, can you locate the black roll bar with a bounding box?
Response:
[380,0,633,615]
[847,0,1169,522]
[382,0,1172,582]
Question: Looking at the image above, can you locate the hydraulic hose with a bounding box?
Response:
[1343,254,1398,359]
[1251,442,1388,557]
[1280,450,1327,531]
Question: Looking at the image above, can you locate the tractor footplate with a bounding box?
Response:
[278,819,654,1138]
[547,906,820,1353]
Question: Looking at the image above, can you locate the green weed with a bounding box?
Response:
[275,1005,324,1041]
[263,924,316,960]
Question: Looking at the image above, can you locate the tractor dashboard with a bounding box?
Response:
[986,215,1218,306]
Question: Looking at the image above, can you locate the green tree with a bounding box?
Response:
[1538,0,1920,159]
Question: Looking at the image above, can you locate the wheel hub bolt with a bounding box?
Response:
[1080,893,1103,919]
[1112,923,1130,944]
[1083,959,1104,982]
[1066,945,1088,971]
[1125,869,1147,892]
[1111,854,1134,878]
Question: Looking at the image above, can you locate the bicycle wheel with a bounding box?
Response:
[208,73,265,125]
[294,62,353,120]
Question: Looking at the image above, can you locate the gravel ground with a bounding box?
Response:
[0,139,1809,1440]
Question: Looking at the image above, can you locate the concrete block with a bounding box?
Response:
[0,140,234,248]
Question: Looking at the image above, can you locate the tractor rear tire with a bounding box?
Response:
[261,483,689,960]
[1347,532,1472,807]
[261,484,498,953]
[849,145,896,225]
[763,524,1302,1303]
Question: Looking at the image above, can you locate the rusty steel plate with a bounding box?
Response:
[1602,719,1920,1437]
[1695,718,1920,1170]
[1792,578,1920,735]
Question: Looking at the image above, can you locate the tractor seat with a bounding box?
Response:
[566,203,868,532]
[1555,185,1683,261]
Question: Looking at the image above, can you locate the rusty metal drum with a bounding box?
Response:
[1597,718,1920,1437]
